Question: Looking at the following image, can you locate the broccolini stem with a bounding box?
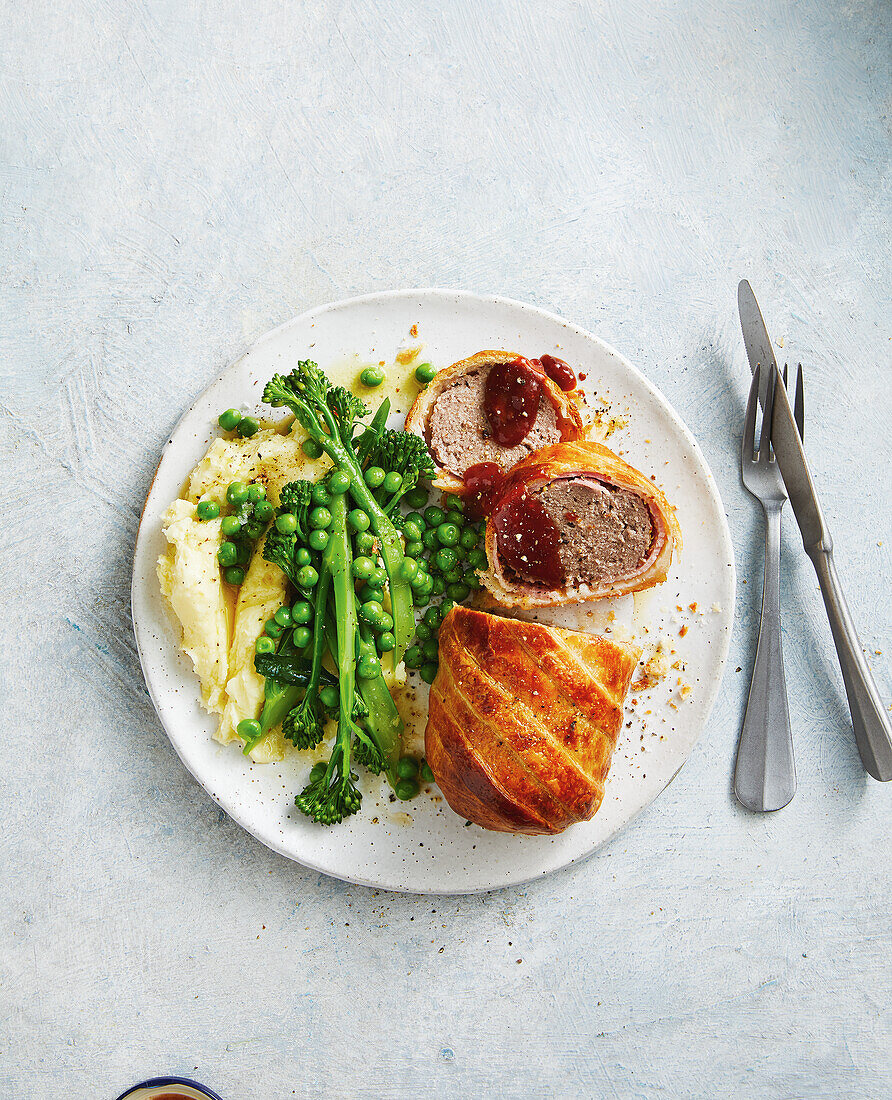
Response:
[322,491,360,749]
[356,620,404,784]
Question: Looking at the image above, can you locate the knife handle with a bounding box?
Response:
[808,547,892,780]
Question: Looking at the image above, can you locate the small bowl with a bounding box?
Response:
[115,1078,223,1100]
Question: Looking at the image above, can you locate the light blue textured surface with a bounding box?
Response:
[1,2,890,1098]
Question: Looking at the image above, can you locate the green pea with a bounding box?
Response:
[440,599,457,618]
[376,631,396,653]
[247,484,266,503]
[309,761,327,783]
[359,600,385,625]
[274,606,293,628]
[360,365,385,387]
[357,655,380,679]
[422,529,439,552]
[415,622,432,642]
[370,565,387,588]
[354,531,376,555]
[309,506,332,530]
[308,528,329,551]
[431,576,446,596]
[276,513,297,535]
[420,760,436,783]
[352,556,375,581]
[435,547,458,572]
[292,600,312,624]
[397,756,419,780]
[237,416,259,438]
[405,511,426,530]
[245,521,264,540]
[419,662,439,685]
[405,488,429,510]
[254,499,274,522]
[405,645,425,669]
[414,363,436,385]
[255,636,276,655]
[237,718,261,742]
[348,509,370,532]
[405,539,424,560]
[227,481,249,505]
[468,548,487,570]
[460,528,478,551]
[413,588,431,607]
[218,408,242,431]
[409,569,430,592]
[447,582,471,602]
[364,465,386,489]
[296,565,319,588]
[301,437,323,459]
[293,625,312,648]
[402,520,423,543]
[311,483,331,506]
[376,612,394,634]
[443,567,462,584]
[295,548,312,567]
[395,778,419,800]
[217,541,238,567]
[446,508,465,527]
[264,618,284,638]
[453,544,466,562]
[436,522,459,547]
[224,566,246,586]
[196,500,220,521]
[382,471,402,495]
[319,685,339,710]
[423,606,442,629]
[449,496,465,513]
[220,515,241,538]
[327,469,352,495]
[424,505,446,527]
[422,638,439,661]
[398,557,418,582]
[360,583,384,604]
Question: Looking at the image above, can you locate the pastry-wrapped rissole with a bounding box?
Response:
[405,350,586,493]
[480,440,680,608]
[426,607,641,835]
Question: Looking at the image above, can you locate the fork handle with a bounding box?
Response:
[735,504,796,811]
[807,547,892,781]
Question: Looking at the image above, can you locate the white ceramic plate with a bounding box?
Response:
[132,290,735,894]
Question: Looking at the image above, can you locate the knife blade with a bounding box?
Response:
[738,279,776,409]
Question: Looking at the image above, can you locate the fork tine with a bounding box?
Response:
[794,363,804,440]
[742,364,760,464]
[760,365,777,461]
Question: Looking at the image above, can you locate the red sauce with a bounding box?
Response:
[462,462,506,520]
[483,358,544,446]
[538,353,577,391]
[492,488,564,587]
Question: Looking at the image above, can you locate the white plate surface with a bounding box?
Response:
[132,290,735,894]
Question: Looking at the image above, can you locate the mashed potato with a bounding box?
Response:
[157,499,231,713]
[157,426,322,744]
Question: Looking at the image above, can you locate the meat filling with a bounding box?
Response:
[427,366,561,477]
[535,478,655,587]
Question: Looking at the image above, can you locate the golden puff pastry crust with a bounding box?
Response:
[480,439,681,608]
[425,606,642,835]
[404,350,586,493]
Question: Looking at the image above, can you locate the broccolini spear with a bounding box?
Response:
[294,492,364,824]
[263,362,419,661]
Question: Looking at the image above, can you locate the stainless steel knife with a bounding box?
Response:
[738,280,892,780]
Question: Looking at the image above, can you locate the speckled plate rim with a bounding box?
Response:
[132,288,736,895]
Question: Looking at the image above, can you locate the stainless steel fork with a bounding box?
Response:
[735,364,797,811]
